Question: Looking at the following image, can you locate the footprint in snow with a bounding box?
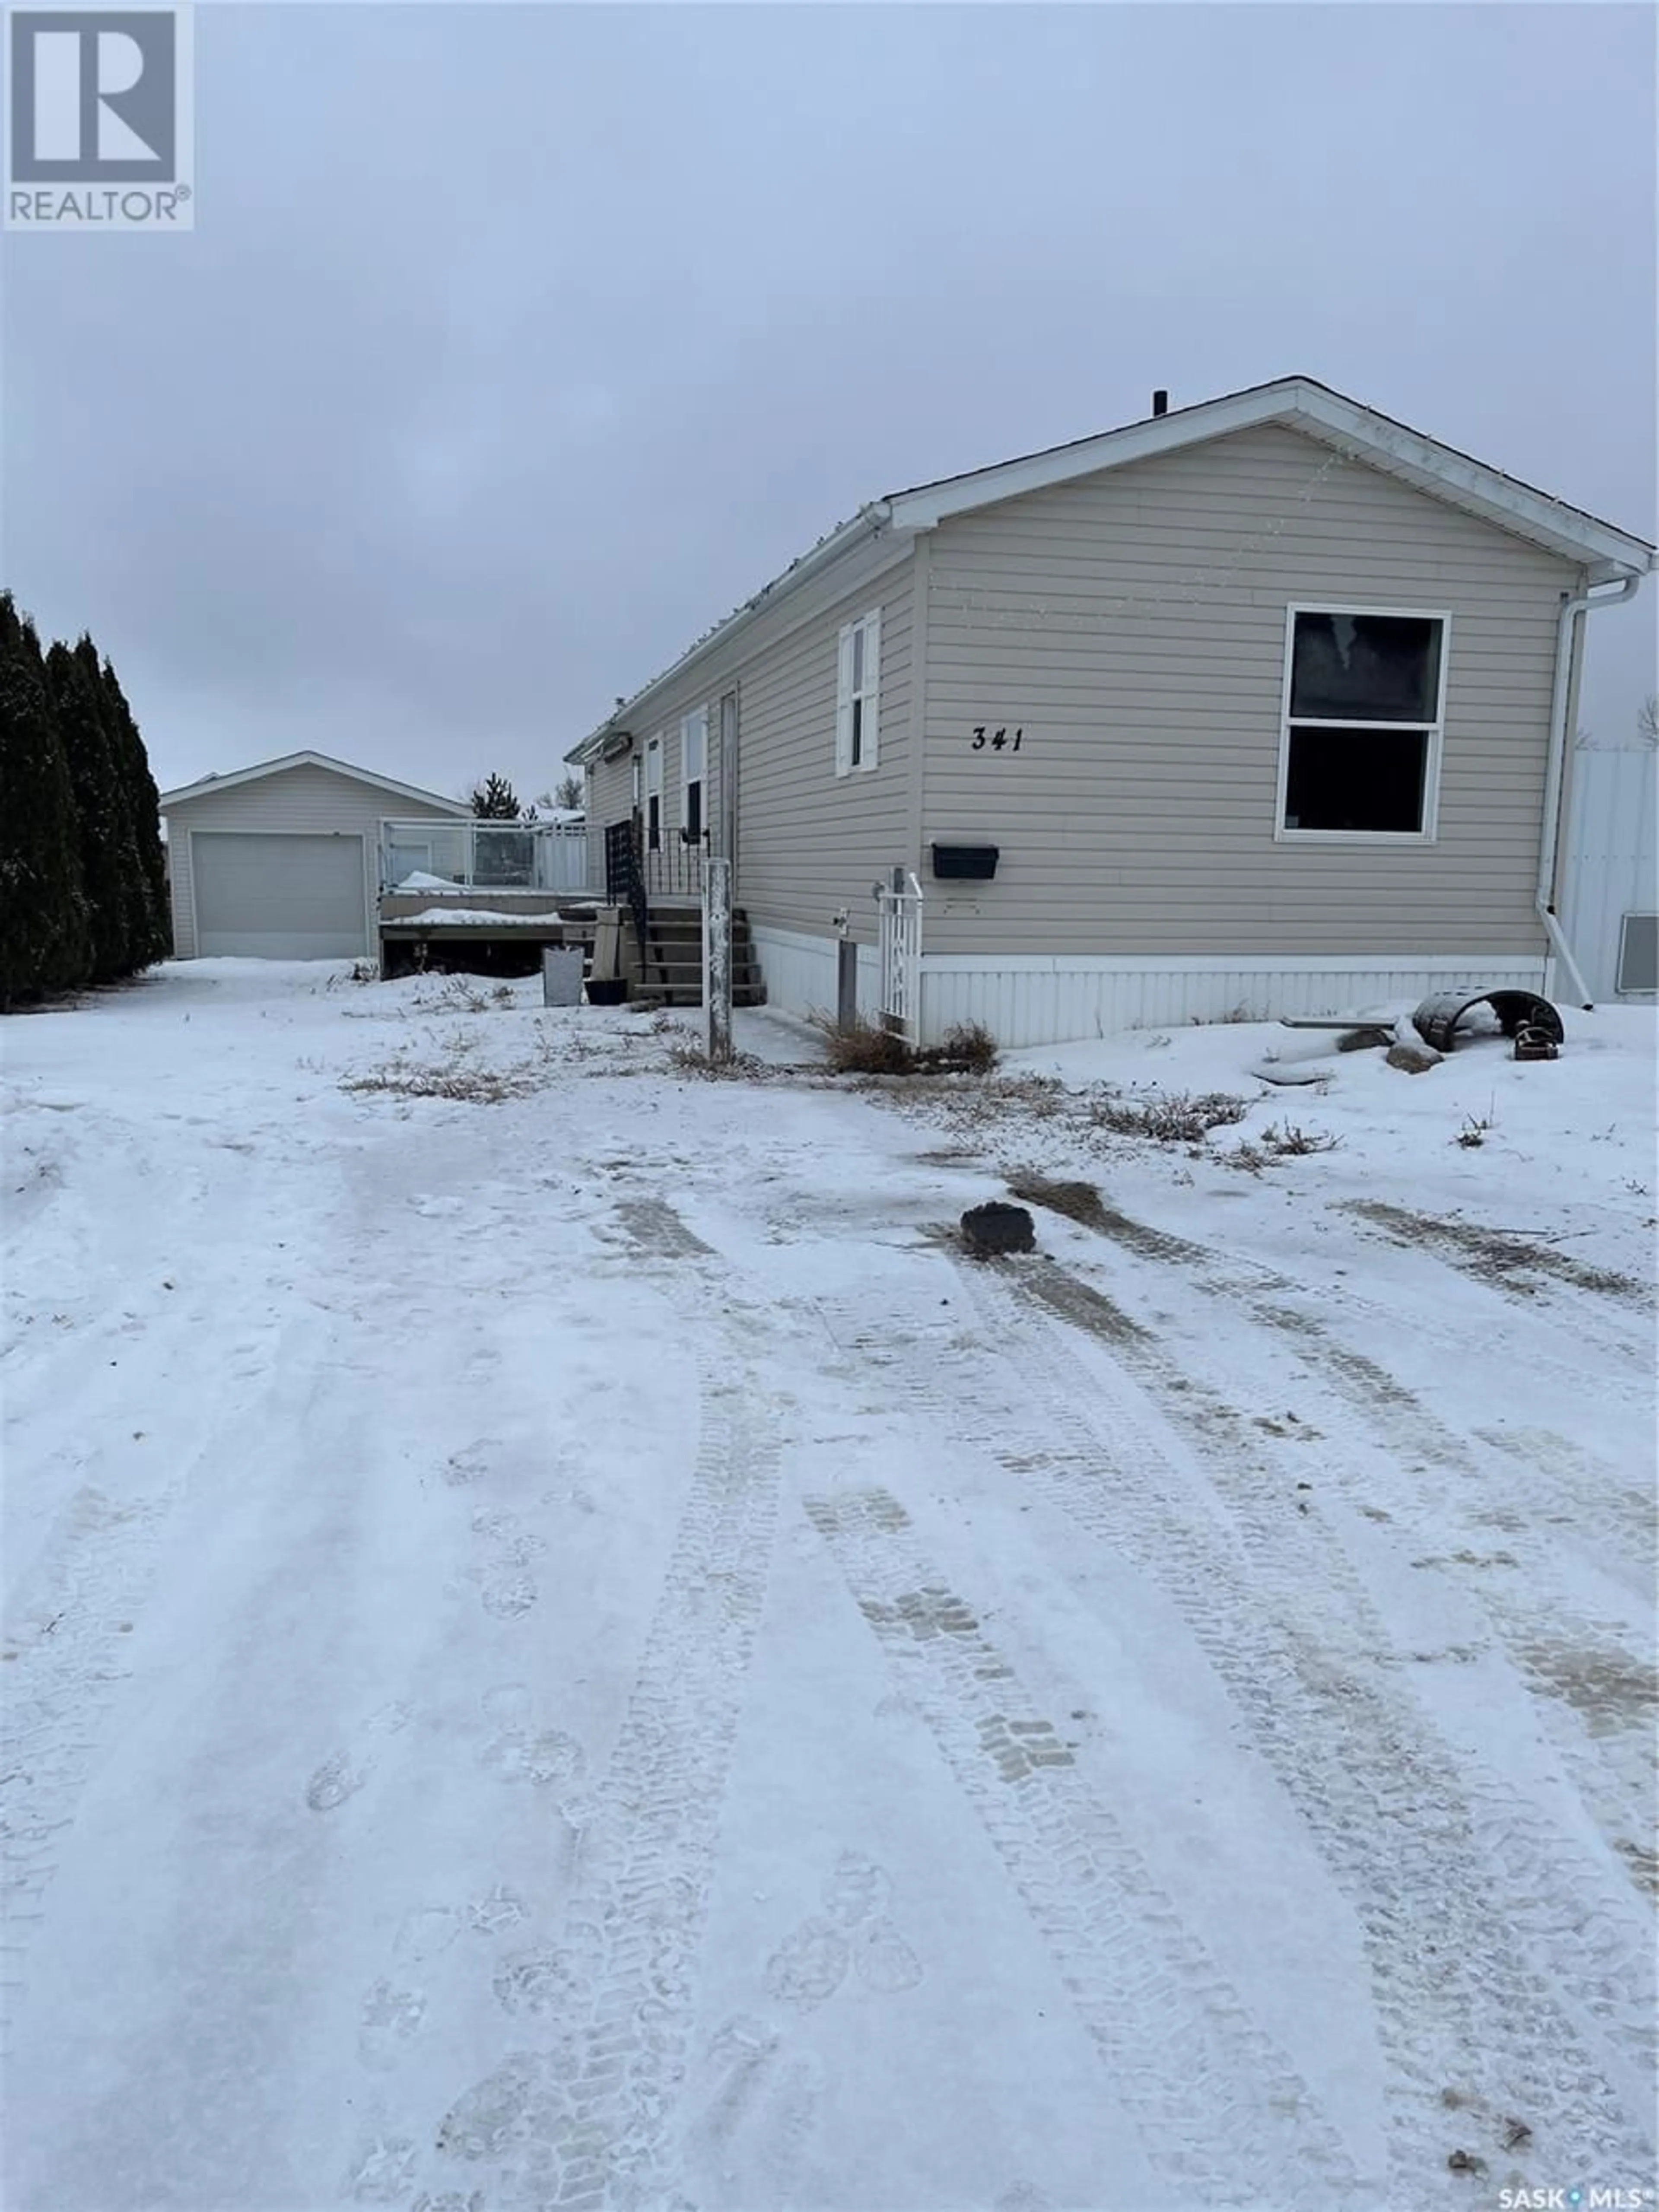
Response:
[358,1978,426,2070]
[304,1702,412,1813]
[820,1850,892,1926]
[479,1727,585,1789]
[467,1882,530,1937]
[443,1439,502,1487]
[852,1917,923,1994]
[766,1855,923,2008]
[480,1571,537,1620]
[343,2136,418,2203]
[492,1943,577,2017]
[763,1917,849,2010]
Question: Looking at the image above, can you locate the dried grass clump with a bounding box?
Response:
[665,1041,779,1081]
[919,1021,999,1075]
[1224,1121,1341,1171]
[809,1013,999,1077]
[1259,1121,1340,1157]
[341,1036,538,1102]
[1087,1090,1251,1144]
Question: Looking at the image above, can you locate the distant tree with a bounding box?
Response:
[1640,695,1659,748]
[0,594,89,1005]
[45,638,140,982]
[470,772,522,820]
[552,772,584,811]
[97,652,171,962]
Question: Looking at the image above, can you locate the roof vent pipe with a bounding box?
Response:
[1151,389,1168,417]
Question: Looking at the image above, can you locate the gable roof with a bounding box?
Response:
[159,749,473,816]
[568,374,1653,763]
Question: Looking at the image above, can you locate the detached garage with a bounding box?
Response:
[159,751,470,961]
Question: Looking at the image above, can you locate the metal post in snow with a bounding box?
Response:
[834,906,858,1030]
[702,855,734,1064]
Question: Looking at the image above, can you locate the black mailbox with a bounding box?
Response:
[931,843,999,881]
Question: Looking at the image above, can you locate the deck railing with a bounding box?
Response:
[603,818,708,903]
[380,818,593,897]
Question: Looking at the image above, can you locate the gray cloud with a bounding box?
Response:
[5,2,1654,800]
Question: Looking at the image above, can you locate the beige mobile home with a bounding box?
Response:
[568,377,1653,1047]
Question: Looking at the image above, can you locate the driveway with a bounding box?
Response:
[4,963,1654,2212]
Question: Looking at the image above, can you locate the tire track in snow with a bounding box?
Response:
[810,1257,1654,2202]
[1345,1199,1654,1322]
[1012,1188,1657,1901]
[1029,1261,1659,2099]
[400,1220,784,2212]
[1244,1303,1657,1896]
[0,1479,176,2061]
[1007,1179,1648,1573]
[998,1176,1648,1412]
[804,1486,1361,2211]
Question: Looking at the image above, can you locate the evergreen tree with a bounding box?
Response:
[0,594,89,1004]
[98,652,171,962]
[47,638,140,982]
[470,771,522,819]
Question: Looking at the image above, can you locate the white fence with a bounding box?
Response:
[380,818,591,896]
[1561,746,1658,998]
[877,871,924,1039]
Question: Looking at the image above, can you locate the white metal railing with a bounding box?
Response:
[877,869,924,1039]
[379,818,591,897]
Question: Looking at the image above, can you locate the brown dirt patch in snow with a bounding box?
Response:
[1518,1640,1659,1738]
[1013,1257,1150,1347]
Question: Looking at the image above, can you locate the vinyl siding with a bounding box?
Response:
[582,534,917,946]
[919,422,1582,958]
[163,764,461,958]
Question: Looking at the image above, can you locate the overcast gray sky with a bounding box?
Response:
[4,2,1655,803]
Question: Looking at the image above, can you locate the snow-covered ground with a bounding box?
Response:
[3,961,1655,2212]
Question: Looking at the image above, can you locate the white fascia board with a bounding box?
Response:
[885,385,1296,530]
[1293,384,1655,579]
[886,376,1654,579]
[161,750,473,816]
[569,505,894,763]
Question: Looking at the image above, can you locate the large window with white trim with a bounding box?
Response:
[836,610,881,776]
[1277,607,1448,839]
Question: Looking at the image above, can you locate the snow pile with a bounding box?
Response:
[389,906,566,927]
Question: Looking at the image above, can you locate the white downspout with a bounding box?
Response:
[1537,571,1643,1007]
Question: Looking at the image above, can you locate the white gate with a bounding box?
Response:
[877,869,924,1039]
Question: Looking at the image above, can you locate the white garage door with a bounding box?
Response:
[191,832,368,959]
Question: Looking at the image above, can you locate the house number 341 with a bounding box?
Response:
[970,726,1023,751]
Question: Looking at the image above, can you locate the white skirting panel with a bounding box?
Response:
[917,953,1549,1050]
[750,925,880,1025]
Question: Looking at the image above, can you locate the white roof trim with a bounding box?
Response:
[159,749,474,816]
[885,378,1655,578]
[572,376,1652,764]
[566,508,895,763]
